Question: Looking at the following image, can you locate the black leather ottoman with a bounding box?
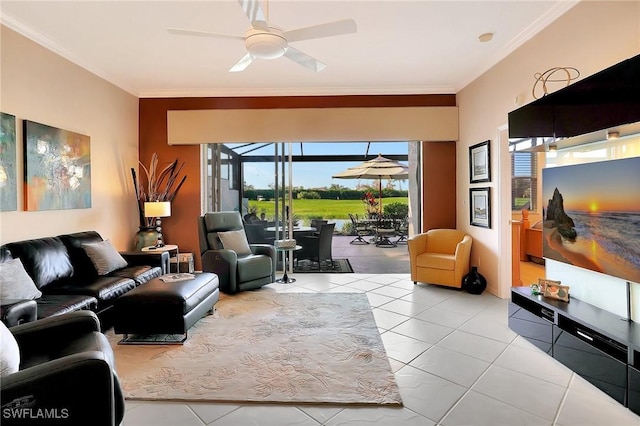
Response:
[113,272,219,344]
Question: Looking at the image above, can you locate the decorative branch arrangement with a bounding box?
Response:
[131,152,187,227]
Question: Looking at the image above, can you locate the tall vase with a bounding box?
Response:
[133,227,158,251]
[462,266,487,295]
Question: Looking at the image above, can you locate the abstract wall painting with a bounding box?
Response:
[23,120,91,211]
[0,113,18,212]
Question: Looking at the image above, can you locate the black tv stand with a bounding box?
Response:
[509,287,640,414]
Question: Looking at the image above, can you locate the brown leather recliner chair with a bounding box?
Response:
[0,311,124,426]
[198,212,276,294]
[408,229,473,288]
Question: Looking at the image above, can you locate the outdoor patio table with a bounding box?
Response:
[266,226,316,239]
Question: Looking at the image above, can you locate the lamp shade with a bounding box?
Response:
[144,201,171,218]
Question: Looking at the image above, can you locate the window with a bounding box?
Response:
[511,152,537,211]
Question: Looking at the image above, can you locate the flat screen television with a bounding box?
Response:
[542,157,640,284]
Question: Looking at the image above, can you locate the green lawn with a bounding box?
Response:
[248,197,408,221]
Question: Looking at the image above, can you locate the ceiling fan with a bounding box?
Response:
[167,0,357,72]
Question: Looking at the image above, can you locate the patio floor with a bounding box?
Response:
[331,234,410,274]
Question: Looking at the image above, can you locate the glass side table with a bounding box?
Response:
[275,245,302,284]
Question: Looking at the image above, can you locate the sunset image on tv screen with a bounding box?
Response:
[542,157,640,284]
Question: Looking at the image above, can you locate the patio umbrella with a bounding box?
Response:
[332,154,409,215]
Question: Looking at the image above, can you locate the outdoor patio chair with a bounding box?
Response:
[295,223,336,268]
[244,223,275,245]
[310,219,328,236]
[348,213,370,245]
[394,216,409,244]
[375,216,397,247]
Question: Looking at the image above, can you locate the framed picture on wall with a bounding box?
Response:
[23,120,91,211]
[469,140,490,183]
[470,187,491,228]
[0,112,17,211]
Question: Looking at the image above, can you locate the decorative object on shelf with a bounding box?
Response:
[469,187,491,228]
[537,278,561,294]
[131,152,186,248]
[144,201,171,247]
[530,283,541,295]
[532,66,580,99]
[462,266,486,294]
[543,281,570,302]
[0,112,17,211]
[23,120,91,211]
[469,140,490,183]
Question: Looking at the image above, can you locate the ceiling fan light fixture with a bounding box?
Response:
[245,30,288,59]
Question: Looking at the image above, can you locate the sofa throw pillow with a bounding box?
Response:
[218,229,252,255]
[82,239,128,275]
[0,320,20,377]
[0,258,43,300]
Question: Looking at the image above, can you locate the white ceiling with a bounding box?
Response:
[1,1,577,98]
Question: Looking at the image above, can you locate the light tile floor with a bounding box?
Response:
[122,273,640,425]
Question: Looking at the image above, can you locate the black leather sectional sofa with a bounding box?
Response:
[0,231,168,327]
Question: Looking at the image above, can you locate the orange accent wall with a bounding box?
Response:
[139,95,457,269]
[421,141,456,231]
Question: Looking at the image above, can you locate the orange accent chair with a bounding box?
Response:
[408,229,473,288]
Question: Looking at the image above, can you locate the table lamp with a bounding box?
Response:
[144,201,171,247]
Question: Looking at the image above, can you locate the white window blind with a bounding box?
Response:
[511,152,537,211]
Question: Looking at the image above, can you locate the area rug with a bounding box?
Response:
[293,258,354,273]
[108,292,402,406]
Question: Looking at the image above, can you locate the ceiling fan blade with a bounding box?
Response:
[283,47,326,72]
[237,0,268,30]
[229,53,255,72]
[283,19,357,43]
[167,28,244,41]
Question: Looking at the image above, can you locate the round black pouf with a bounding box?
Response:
[462,266,487,294]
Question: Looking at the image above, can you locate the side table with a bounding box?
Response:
[170,252,195,273]
[275,245,301,284]
[141,244,178,274]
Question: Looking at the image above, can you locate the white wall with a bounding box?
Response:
[0,26,139,249]
[456,1,640,300]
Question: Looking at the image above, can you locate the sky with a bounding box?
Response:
[232,141,410,190]
[542,157,640,212]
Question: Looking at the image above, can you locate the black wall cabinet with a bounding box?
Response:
[508,54,640,139]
